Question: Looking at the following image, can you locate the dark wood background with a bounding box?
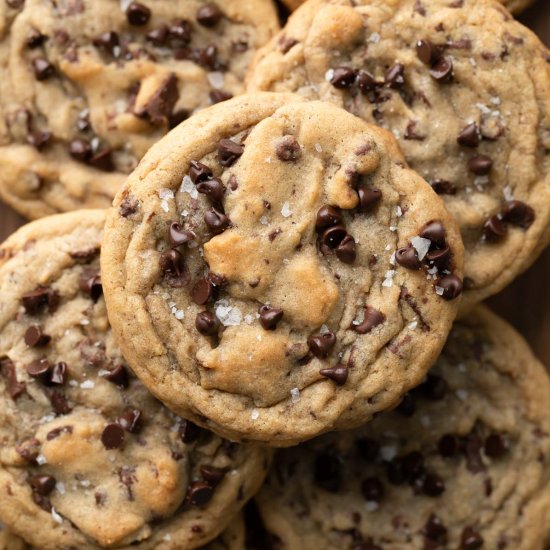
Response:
[0,0,549,365]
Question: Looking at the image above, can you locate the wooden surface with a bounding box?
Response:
[0,0,549,367]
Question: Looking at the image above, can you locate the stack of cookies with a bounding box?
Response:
[0,0,549,548]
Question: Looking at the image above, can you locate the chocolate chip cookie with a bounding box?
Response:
[0,0,279,219]
[0,210,271,549]
[247,0,550,310]
[101,92,464,446]
[281,0,534,14]
[255,306,550,550]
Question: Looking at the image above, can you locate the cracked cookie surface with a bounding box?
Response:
[247,0,550,310]
[0,0,279,219]
[0,210,270,550]
[101,93,464,446]
[255,307,550,550]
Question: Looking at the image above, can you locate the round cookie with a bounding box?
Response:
[247,0,550,310]
[0,211,271,550]
[0,0,279,219]
[255,306,550,550]
[102,92,464,446]
[280,0,535,15]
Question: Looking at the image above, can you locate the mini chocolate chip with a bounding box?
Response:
[24,326,51,347]
[204,208,230,234]
[352,306,385,335]
[22,287,59,315]
[159,249,189,286]
[179,419,202,443]
[28,475,56,496]
[32,57,55,80]
[438,434,460,458]
[198,43,219,70]
[27,29,46,48]
[276,135,301,162]
[187,481,214,506]
[126,2,151,25]
[1,357,26,400]
[197,178,226,203]
[192,278,214,305]
[93,31,120,55]
[145,24,169,46]
[356,438,380,462]
[421,374,447,400]
[457,122,480,147]
[279,36,298,54]
[117,409,142,433]
[101,423,125,450]
[419,221,446,248]
[468,155,492,175]
[314,453,341,492]
[361,477,384,502]
[425,246,451,269]
[196,3,223,27]
[422,473,445,496]
[50,362,67,385]
[169,19,193,46]
[104,365,129,388]
[385,63,405,88]
[461,527,484,549]
[401,451,425,480]
[27,130,52,150]
[430,179,457,195]
[308,331,336,359]
[170,222,195,247]
[209,90,233,104]
[484,434,508,459]
[320,225,347,250]
[319,364,348,386]
[336,235,356,264]
[200,465,226,486]
[137,73,179,125]
[189,161,213,184]
[483,215,508,242]
[16,438,41,462]
[395,246,421,270]
[429,56,453,81]
[501,200,535,229]
[49,390,71,415]
[416,39,438,65]
[218,138,244,167]
[422,514,448,544]
[195,311,220,336]
[69,138,92,162]
[357,187,382,212]
[80,273,103,302]
[330,67,357,89]
[259,305,283,330]
[316,206,343,230]
[208,272,227,288]
[26,358,51,383]
[356,70,379,93]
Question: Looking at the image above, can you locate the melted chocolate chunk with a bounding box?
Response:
[50,362,67,385]
[430,179,457,195]
[32,57,55,80]
[16,438,41,462]
[330,67,357,89]
[26,358,51,383]
[357,187,382,212]
[336,235,357,264]
[22,286,60,315]
[104,364,129,388]
[204,207,231,234]
[276,136,301,162]
[28,475,56,496]
[196,3,223,27]
[192,278,214,305]
[136,74,179,125]
[159,249,190,287]
[1,357,26,400]
[101,423,125,450]
[385,63,405,88]
[117,409,142,433]
[189,161,213,183]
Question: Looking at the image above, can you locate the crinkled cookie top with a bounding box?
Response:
[247,0,550,310]
[256,307,550,550]
[102,93,464,446]
[0,0,279,218]
[0,210,270,550]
